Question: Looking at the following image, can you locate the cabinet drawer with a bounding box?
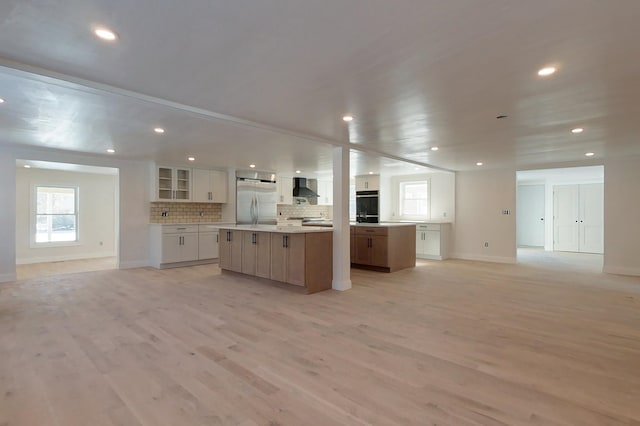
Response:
[162,225,199,234]
[198,224,221,232]
[354,226,388,236]
[417,224,441,231]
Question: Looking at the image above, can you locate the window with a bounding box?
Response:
[35,186,78,243]
[399,180,429,218]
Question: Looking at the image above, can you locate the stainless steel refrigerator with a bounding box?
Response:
[236,171,278,225]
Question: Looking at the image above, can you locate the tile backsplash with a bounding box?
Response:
[150,202,223,223]
[277,204,332,219]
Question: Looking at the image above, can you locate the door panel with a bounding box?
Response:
[270,234,287,282]
[255,232,272,279]
[162,234,181,263]
[579,184,604,254]
[517,185,545,247]
[424,231,441,256]
[354,235,371,264]
[242,231,257,275]
[370,235,388,267]
[287,234,306,286]
[229,231,243,272]
[553,185,580,252]
[218,230,231,269]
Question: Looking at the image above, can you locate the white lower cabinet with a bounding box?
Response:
[150,224,221,268]
[162,232,199,263]
[416,223,450,260]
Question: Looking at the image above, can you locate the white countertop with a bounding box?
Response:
[216,224,332,233]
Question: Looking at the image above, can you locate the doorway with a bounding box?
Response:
[516,166,604,264]
[15,160,119,280]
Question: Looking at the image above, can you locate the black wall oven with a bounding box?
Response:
[356,190,379,223]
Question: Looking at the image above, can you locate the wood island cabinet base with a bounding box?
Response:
[219,228,333,294]
[350,224,416,273]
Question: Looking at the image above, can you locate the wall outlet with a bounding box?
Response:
[501,209,511,215]
[484,242,489,248]
[99,241,103,246]
[442,212,447,217]
[161,211,168,217]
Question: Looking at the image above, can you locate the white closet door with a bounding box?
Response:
[553,185,580,252]
[517,185,545,247]
[579,183,604,254]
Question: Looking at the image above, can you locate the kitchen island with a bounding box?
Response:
[217,225,333,294]
[351,223,416,272]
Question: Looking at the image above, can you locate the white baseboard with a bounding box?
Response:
[16,251,115,265]
[451,253,517,264]
[0,272,17,283]
[118,260,149,269]
[603,265,640,277]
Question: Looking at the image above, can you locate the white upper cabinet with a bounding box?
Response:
[317,179,333,205]
[277,176,293,205]
[355,175,380,191]
[193,169,228,203]
[156,166,191,201]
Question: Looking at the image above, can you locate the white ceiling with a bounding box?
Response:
[517,166,604,184]
[16,159,118,175]
[1,0,640,175]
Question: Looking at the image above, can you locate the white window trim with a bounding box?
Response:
[30,184,81,248]
[392,175,431,221]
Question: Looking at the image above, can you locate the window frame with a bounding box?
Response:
[31,184,80,248]
[397,178,431,220]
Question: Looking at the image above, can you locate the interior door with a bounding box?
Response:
[579,183,604,254]
[517,185,545,247]
[554,185,580,252]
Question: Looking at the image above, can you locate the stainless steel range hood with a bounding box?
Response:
[292,177,319,198]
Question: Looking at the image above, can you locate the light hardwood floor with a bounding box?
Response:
[16,257,117,281]
[1,258,639,425]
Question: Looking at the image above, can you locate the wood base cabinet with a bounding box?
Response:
[242,231,271,278]
[219,228,333,293]
[219,229,243,273]
[351,225,416,272]
[271,233,306,286]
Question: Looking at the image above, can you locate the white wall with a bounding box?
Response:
[453,169,516,263]
[384,171,455,222]
[603,157,640,276]
[15,168,117,264]
[0,145,151,282]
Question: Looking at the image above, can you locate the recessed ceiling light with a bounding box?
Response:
[571,128,584,134]
[538,66,557,77]
[0,98,5,104]
[188,156,195,162]
[342,115,354,122]
[154,127,165,134]
[368,171,374,175]
[23,165,31,168]
[295,170,301,174]
[249,164,256,168]
[476,162,484,166]
[106,148,115,153]
[94,27,118,41]
[414,167,420,170]
[585,152,595,157]
[431,146,439,151]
